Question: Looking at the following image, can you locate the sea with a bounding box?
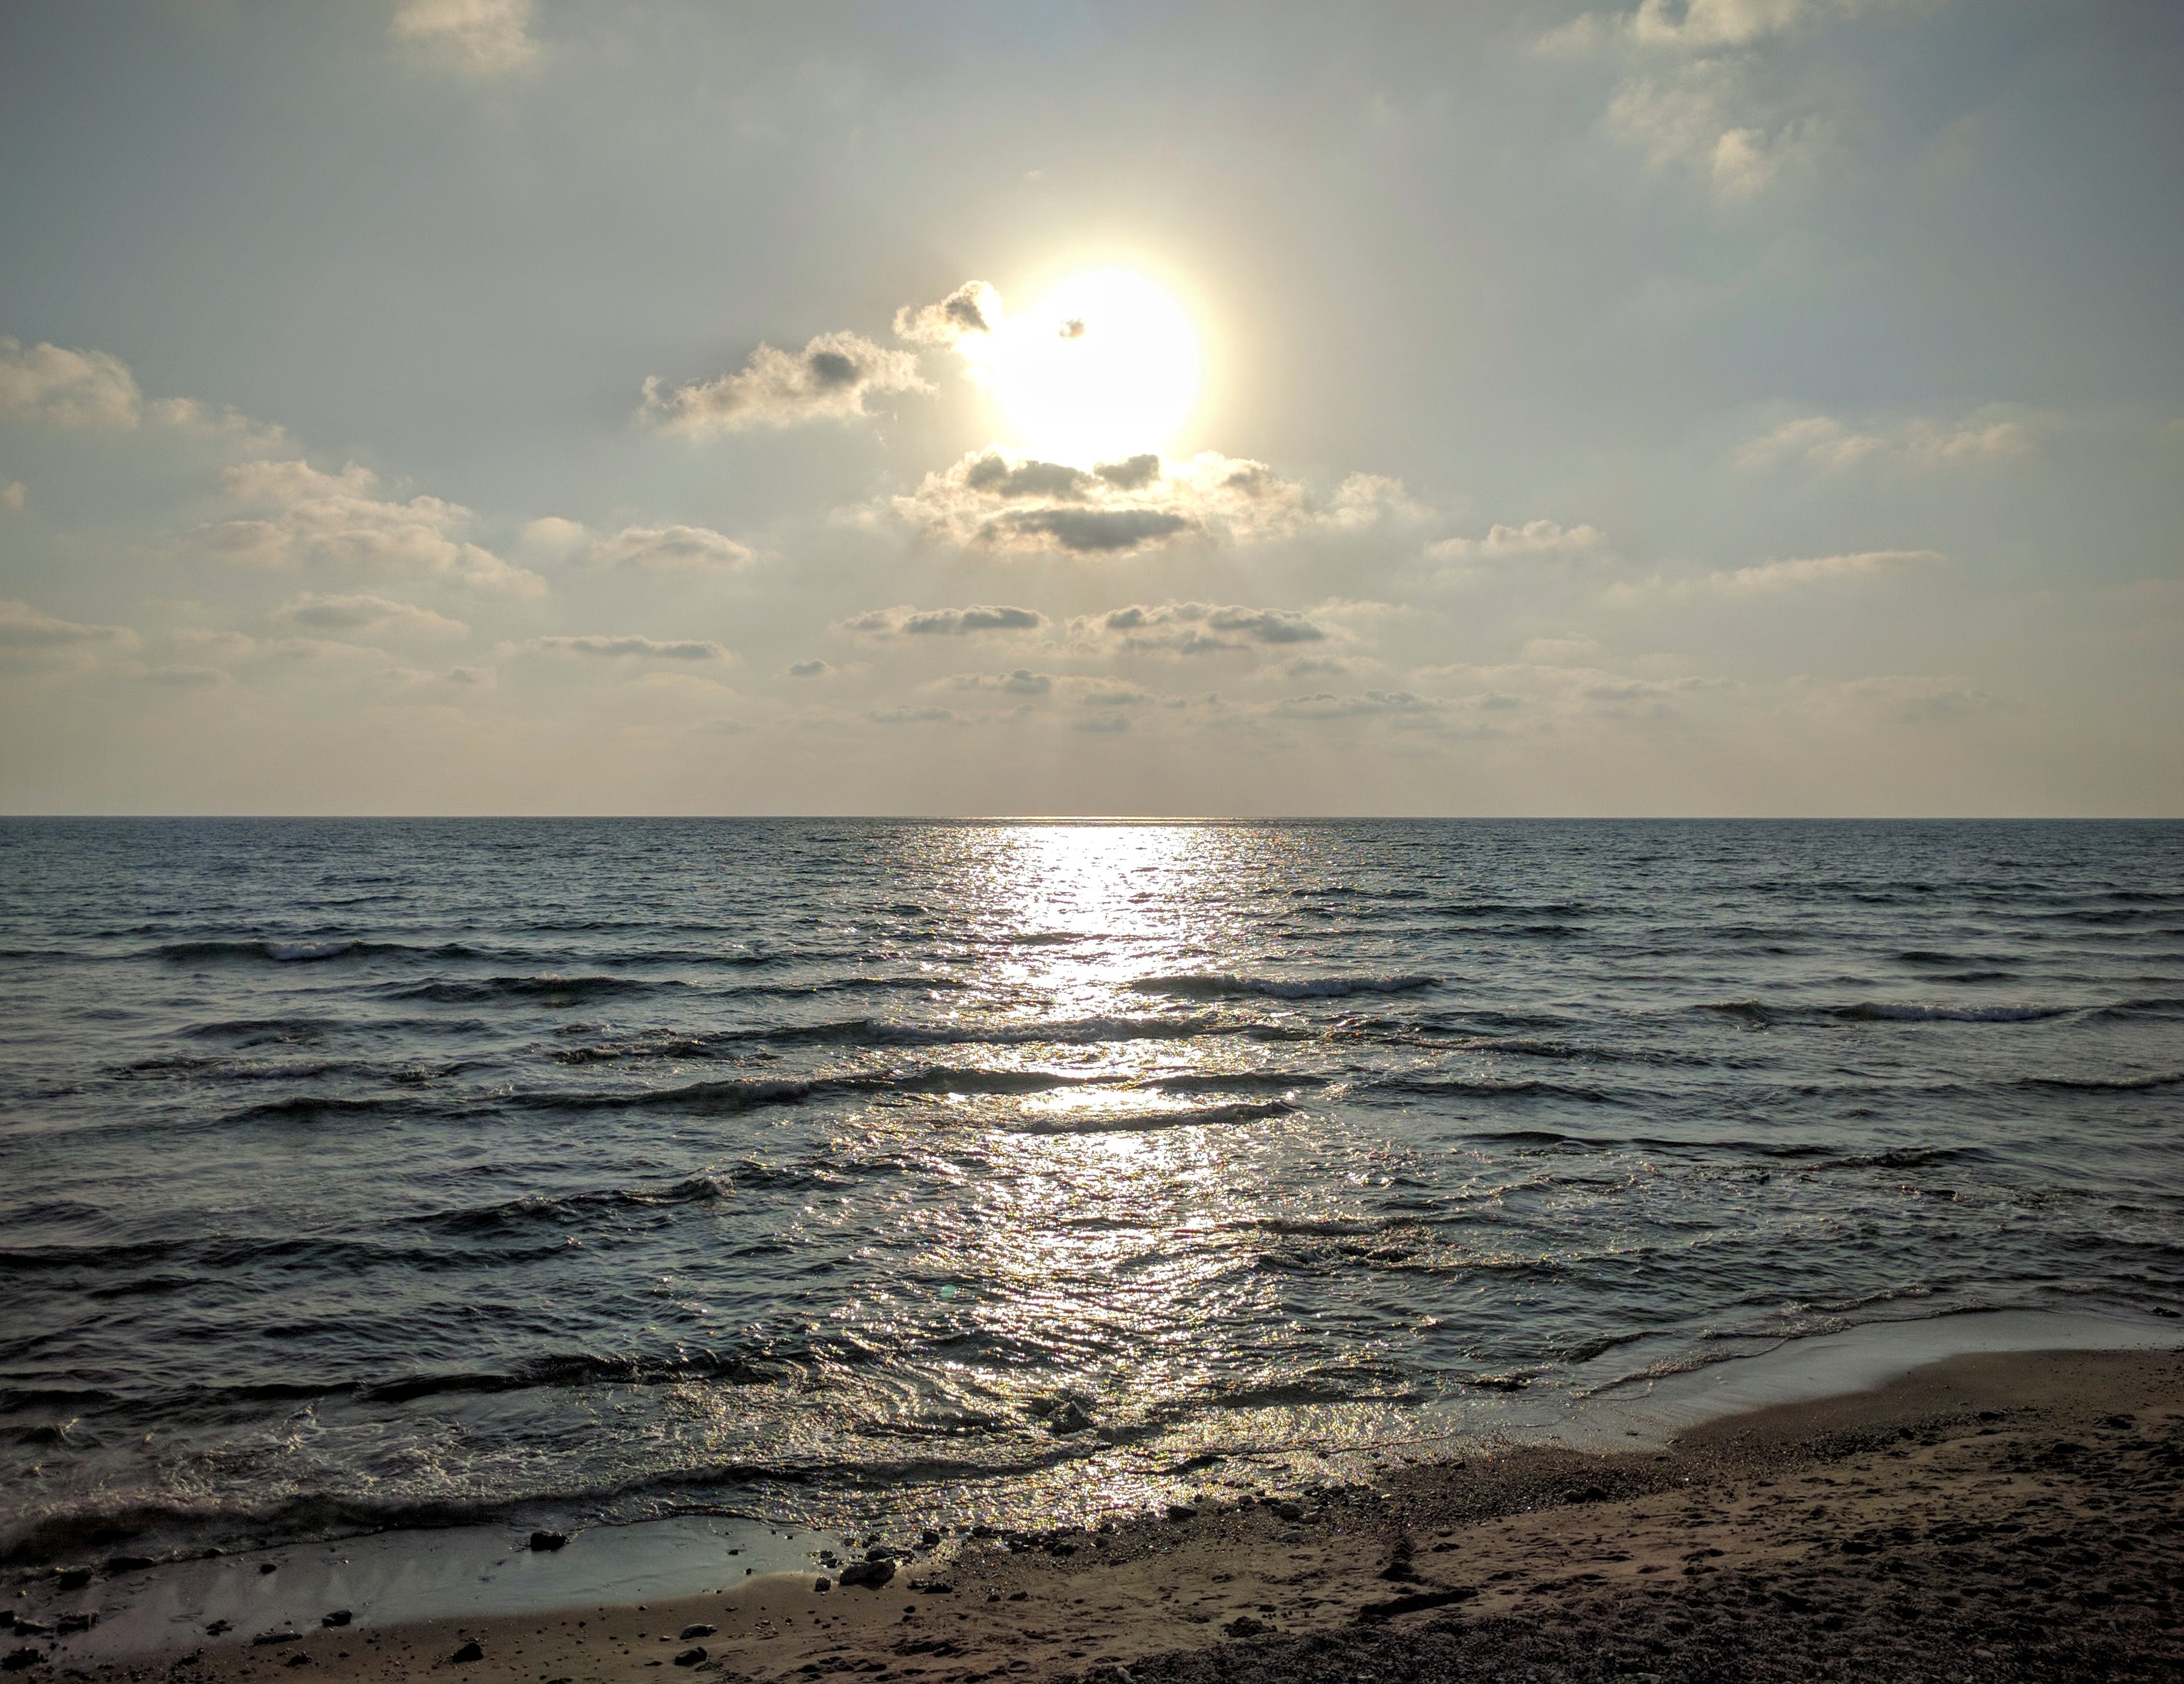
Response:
[3,818,2180,1571]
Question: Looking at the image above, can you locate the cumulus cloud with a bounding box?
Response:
[518,516,588,555]
[1072,601,1331,657]
[893,447,1340,555]
[391,0,538,74]
[0,337,143,428]
[1711,549,1943,591]
[273,593,468,638]
[1736,413,2033,470]
[842,604,1047,638]
[642,333,929,435]
[892,281,1005,347]
[787,658,834,678]
[0,337,282,443]
[586,524,754,572]
[192,458,543,594]
[533,634,728,660]
[1430,519,1606,561]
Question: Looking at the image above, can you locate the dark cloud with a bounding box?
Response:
[1087,601,1330,652]
[843,604,1048,638]
[535,634,726,660]
[962,453,1094,499]
[1095,454,1162,490]
[984,508,1194,553]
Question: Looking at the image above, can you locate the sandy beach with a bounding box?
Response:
[13,1345,2180,1684]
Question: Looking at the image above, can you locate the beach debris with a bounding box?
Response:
[677,1625,715,1641]
[449,1640,484,1664]
[251,1631,301,1647]
[672,1648,706,1667]
[321,1612,352,1628]
[838,1558,895,1589]
[1377,1531,1420,1582]
[529,1530,568,1552]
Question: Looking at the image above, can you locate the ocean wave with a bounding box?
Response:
[385,974,673,1004]
[1129,972,1436,1001]
[1370,1076,1620,1103]
[1699,998,2074,1026]
[2019,1071,2184,1093]
[1012,1099,1297,1134]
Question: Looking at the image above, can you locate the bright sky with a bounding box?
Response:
[1,1,2179,816]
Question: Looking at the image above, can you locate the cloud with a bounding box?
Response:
[893,281,1005,347]
[1797,672,1996,721]
[1549,2,1891,200]
[143,664,229,689]
[642,332,929,435]
[0,598,138,652]
[273,593,468,638]
[0,336,144,428]
[942,668,1053,696]
[0,337,284,443]
[869,704,960,725]
[518,516,588,555]
[587,524,754,572]
[391,0,538,74]
[193,458,544,594]
[1,482,21,511]
[787,658,834,678]
[1430,519,1606,561]
[1522,634,1603,664]
[1073,601,1331,656]
[1736,413,2034,469]
[1272,688,1443,720]
[1711,549,1943,591]
[533,634,727,661]
[893,447,1335,555]
[842,604,1047,638]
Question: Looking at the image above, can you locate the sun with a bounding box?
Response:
[976,269,1201,468]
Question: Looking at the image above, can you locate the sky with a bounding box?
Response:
[1,0,2179,817]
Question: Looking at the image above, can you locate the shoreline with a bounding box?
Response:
[11,1335,2181,1683]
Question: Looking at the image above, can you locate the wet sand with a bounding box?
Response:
[12,1347,2182,1684]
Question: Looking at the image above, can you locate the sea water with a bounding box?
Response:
[3,818,2179,1565]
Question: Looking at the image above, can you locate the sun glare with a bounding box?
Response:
[979,269,1201,468]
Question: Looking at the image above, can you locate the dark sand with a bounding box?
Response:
[12,1347,2182,1683]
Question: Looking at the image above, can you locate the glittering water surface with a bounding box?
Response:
[2,818,2180,1562]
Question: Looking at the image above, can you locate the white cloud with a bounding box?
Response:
[586,524,754,572]
[533,634,728,661]
[193,458,544,594]
[391,0,538,75]
[0,598,138,652]
[0,337,284,444]
[841,604,1048,638]
[273,593,468,638]
[1552,0,1879,54]
[1737,413,2033,469]
[518,516,588,555]
[1711,549,1943,591]
[0,337,143,429]
[642,333,929,436]
[1430,519,1606,561]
